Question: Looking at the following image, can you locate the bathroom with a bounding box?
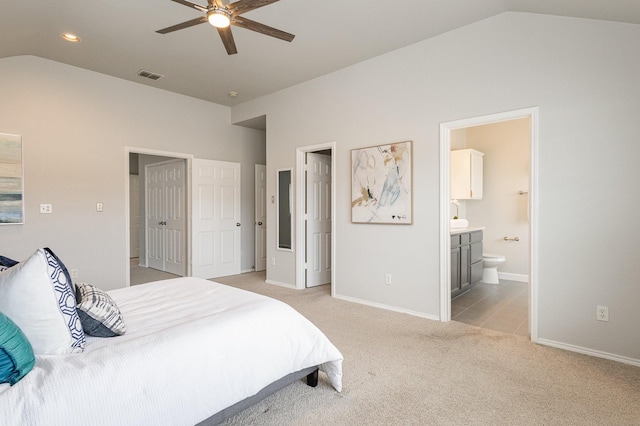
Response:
[450,117,531,336]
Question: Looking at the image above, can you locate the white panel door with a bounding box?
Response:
[146,164,164,271]
[145,161,186,275]
[254,164,267,272]
[163,161,186,275]
[192,159,241,279]
[306,153,332,287]
[129,174,140,259]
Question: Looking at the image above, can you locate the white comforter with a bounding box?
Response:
[0,278,343,426]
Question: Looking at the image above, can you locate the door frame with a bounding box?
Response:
[295,142,336,294]
[124,147,193,287]
[439,107,539,343]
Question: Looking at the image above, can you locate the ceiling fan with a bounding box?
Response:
[157,0,295,55]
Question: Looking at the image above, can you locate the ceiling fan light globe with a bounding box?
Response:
[208,11,231,28]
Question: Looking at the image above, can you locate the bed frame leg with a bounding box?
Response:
[306,369,319,387]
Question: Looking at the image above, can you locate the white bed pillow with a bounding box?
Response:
[0,248,85,355]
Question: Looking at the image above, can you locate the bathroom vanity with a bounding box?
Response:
[450,228,483,298]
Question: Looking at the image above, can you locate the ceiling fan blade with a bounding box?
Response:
[227,0,279,16]
[169,0,208,13]
[156,16,208,34]
[232,16,294,42]
[217,27,238,55]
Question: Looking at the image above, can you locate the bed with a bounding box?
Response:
[0,275,343,426]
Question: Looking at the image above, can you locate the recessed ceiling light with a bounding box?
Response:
[61,33,81,43]
[228,91,238,98]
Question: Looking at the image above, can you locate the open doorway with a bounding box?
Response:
[440,108,539,342]
[295,142,336,294]
[127,149,190,286]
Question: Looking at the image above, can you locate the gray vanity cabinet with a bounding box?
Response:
[451,230,483,298]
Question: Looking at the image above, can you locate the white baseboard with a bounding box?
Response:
[241,268,255,274]
[498,272,529,282]
[536,338,640,367]
[265,279,297,290]
[333,293,440,322]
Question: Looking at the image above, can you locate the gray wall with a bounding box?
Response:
[232,12,640,362]
[0,55,266,288]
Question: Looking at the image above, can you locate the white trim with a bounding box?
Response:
[537,338,640,368]
[498,272,529,282]
[295,142,337,295]
[124,147,194,288]
[334,294,440,322]
[439,107,540,344]
[241,268,255,274]
[265,279,297,290]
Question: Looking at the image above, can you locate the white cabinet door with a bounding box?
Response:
[192,159,241,279]
[451,149,484,200]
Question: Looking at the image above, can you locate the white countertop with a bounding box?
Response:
[450,226,485,235]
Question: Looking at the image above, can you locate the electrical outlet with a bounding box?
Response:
[96,202,104,212]
[39,204,52,214]
[597,306,609,322]
[385,274,391,285]
[271,257,276,266]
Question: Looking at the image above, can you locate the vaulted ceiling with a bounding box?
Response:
[2,0,639,107]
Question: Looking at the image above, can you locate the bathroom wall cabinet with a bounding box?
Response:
[451,149,484,200]
[451,230,483,298]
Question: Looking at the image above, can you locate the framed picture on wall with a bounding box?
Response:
[0,133,24,225]
[351,140,412,224]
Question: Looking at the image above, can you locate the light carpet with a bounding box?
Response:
[213,272,639,425]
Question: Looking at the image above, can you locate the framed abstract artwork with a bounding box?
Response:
[0,133,23,224]
[351,140,412,224]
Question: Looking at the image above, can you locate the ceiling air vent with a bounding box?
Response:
[137,70,164,81]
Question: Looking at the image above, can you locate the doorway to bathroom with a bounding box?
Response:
[439,108,539,342]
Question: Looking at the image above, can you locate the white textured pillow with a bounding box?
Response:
[0,249,85,355]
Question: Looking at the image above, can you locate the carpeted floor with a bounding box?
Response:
[214,271,640,426]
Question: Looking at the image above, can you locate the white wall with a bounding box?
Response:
[232,12,640,362]
[0,56,266,289]
[464,118,530,278]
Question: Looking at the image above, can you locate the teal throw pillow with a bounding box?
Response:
[0,311,36,385]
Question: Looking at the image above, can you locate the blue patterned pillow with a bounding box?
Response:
[0,249,85,355]
[75,282,126,337]
[0,311,35,385]
[0,256,18,272]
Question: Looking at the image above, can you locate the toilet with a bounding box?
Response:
[482,253,506,284]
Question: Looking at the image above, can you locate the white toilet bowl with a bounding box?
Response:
[482,253,506,284]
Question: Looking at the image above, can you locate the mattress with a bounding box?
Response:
[0,277,343,425]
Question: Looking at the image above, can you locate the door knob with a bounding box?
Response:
[258,222,263,226]
[236,223,241,227]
